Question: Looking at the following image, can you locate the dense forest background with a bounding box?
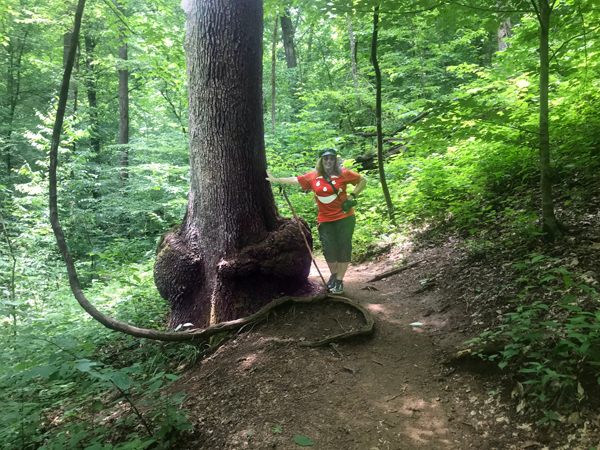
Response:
[1,0,599,448]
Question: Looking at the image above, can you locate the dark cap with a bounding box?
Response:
[318,148,337,158]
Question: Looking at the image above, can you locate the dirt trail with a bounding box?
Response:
[175,256,513,450]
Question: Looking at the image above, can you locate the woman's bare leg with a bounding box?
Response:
[326,261,338,275]
[336,262,350,280]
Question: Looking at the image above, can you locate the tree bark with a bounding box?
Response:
[497,17,511,52]
[63,27,79,126]
[280,8,297,68]
[347,13,361,108]
[271,14,278,135]
[155,0,315,328]
[306,25,313,63]
[84,34,100,154]
[536,0,562,241]
[117,0,129,182]
[3,28,28,177]
[371,6,395,223]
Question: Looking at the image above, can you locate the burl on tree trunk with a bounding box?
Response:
[154,0,317,329]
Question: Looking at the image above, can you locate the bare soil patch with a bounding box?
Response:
[171,254,522,450]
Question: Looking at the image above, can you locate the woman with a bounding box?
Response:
[266,148,367,294]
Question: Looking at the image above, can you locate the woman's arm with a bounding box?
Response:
[266,171,301,186]
[348,175,367,198]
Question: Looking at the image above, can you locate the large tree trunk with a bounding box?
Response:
[84,34,100,154]
[280,8,297,68]
[155,0,315,329]
[537,0,562,241]
[117,0,129,182]
[371,6,395,223]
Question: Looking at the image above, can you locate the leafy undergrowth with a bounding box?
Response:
[0,258,202,450]
[407,164,600,444]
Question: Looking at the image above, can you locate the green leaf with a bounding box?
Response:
[24,364,58,381]
[92,401,103,411]
[293,435,314,446]
[111,372,131,390]
[147,379,163,395]
[75,359,99,372]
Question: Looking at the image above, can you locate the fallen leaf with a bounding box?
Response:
[361,286,379,291]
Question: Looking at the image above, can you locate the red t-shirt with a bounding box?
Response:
[297,169,362,223]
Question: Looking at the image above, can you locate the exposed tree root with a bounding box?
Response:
[296,295,375,347]
[172,292,375,346]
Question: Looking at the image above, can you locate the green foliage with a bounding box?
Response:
[2,0,600,443]
[0,258,196,449]
[467,255,600,414]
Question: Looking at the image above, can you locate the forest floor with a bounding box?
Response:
[169,228,600,450]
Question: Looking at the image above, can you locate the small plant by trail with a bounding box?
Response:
[466,254,600,421]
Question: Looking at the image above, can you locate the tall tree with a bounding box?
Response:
[280,8,297,68]
[347,13,361,108]
[497,17,511,51]
[532,0,563,240]
[271,14,278,135]
[1,26,28,177]
[117,0,129,182]
[154,0,313,328]
[371,5,395,222]
[84,33,100,154]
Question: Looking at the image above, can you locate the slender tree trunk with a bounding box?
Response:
[63,31,73,68]
[84,34,100,154]
[320,47,333,88]
[498,17,511,51]
[371,6,395,222]
[271,14,278,135]
[3,28,28,177]
[154,0,315,328]
[63,27,79,127]
[537,0,562,240]
[72,41,80,153]
[306,25,313,63]
[280,8,297,68]
[496,1,511,52]
[347,13,361,109]
[117,0,129,182]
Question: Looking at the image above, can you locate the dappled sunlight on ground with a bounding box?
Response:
[171,257,490,449]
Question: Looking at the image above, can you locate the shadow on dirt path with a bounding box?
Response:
[174,257,511,450]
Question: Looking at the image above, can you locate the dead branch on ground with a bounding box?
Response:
[366,260,423,283]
